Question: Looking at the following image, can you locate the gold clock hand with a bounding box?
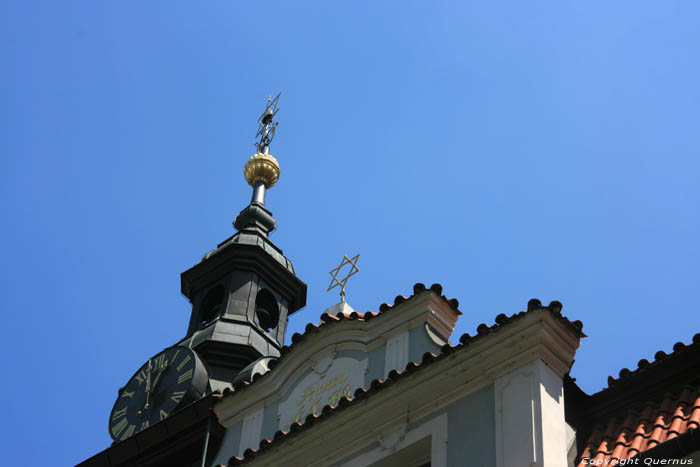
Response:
[150,361,167,392]
[145,358,152,409]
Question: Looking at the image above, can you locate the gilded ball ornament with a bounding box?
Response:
[244,153,281,188]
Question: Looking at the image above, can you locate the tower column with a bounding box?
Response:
[251,183,265,206]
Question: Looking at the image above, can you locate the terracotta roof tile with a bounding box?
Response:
[577,383,700,466]
[219,296,583,466]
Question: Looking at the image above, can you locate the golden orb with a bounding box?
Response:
[244,153,281,188]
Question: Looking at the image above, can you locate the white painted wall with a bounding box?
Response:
[494,359,567,467]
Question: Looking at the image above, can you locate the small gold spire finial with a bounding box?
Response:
[244,153,280,188]
[327,254,360,302]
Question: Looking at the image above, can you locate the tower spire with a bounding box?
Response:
[180,93,307,391]
[234,93,282,236]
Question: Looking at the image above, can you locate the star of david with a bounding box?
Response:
[327,254,360,302]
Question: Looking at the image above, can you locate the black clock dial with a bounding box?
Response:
[108,346,208,442]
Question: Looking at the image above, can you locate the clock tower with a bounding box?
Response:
[179,94,306,391]
[80,94,307,465]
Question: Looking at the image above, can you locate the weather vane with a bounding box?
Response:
[255,92,281,153]
[327,254,360,302]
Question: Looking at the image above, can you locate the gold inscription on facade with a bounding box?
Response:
[290,373,350,427]
[296,374,348,406]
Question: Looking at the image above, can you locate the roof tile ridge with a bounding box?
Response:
[583,425,603,450]
[619,411,639,431]
[657,394,676,415]
[604,333,700,389]
[677,385,695,406]
[377,282,461,315]
[671,391,693,423]
[459,298,585,347]
[223,293,584,400]
[627,430,645,458]
[667,413,686,440]
[612,423,634,449]
[589,421,618,458]
[220,283,435,400]
[610,441,628,462]
[638,403,656,426]
[661,385,700,436]
[689,388,700,429]
[226,296,586,465]
[601,419,620,440]
[648,405,673,448]
[577,445,596,467]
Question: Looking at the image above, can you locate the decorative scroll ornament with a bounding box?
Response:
[311,350,337,376]
[376,412,409,452]
[255,92,280,153]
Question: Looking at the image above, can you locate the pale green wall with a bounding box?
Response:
[365,346,385,384]
[208,328,464,467]
[210,420,242,466]
[409,325,443,363]
[328,383,496,467]
[261,400,280,440]
[446,383,496,466]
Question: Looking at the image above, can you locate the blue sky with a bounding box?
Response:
[1,2,699,465]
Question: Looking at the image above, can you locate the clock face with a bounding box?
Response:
[108,346,208,442]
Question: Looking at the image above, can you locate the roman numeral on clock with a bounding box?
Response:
[120,424,135,440]
[140,420,150,431]
[112,406,128,421]
[160,409,168,421]
[134,370,147,385]
[176,354,191,371]
[171,391,186,403]
[178,369,193,384]
[111,417,128,437]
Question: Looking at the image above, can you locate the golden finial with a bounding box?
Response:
[244,153,280,188]
[327,254,360,302]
